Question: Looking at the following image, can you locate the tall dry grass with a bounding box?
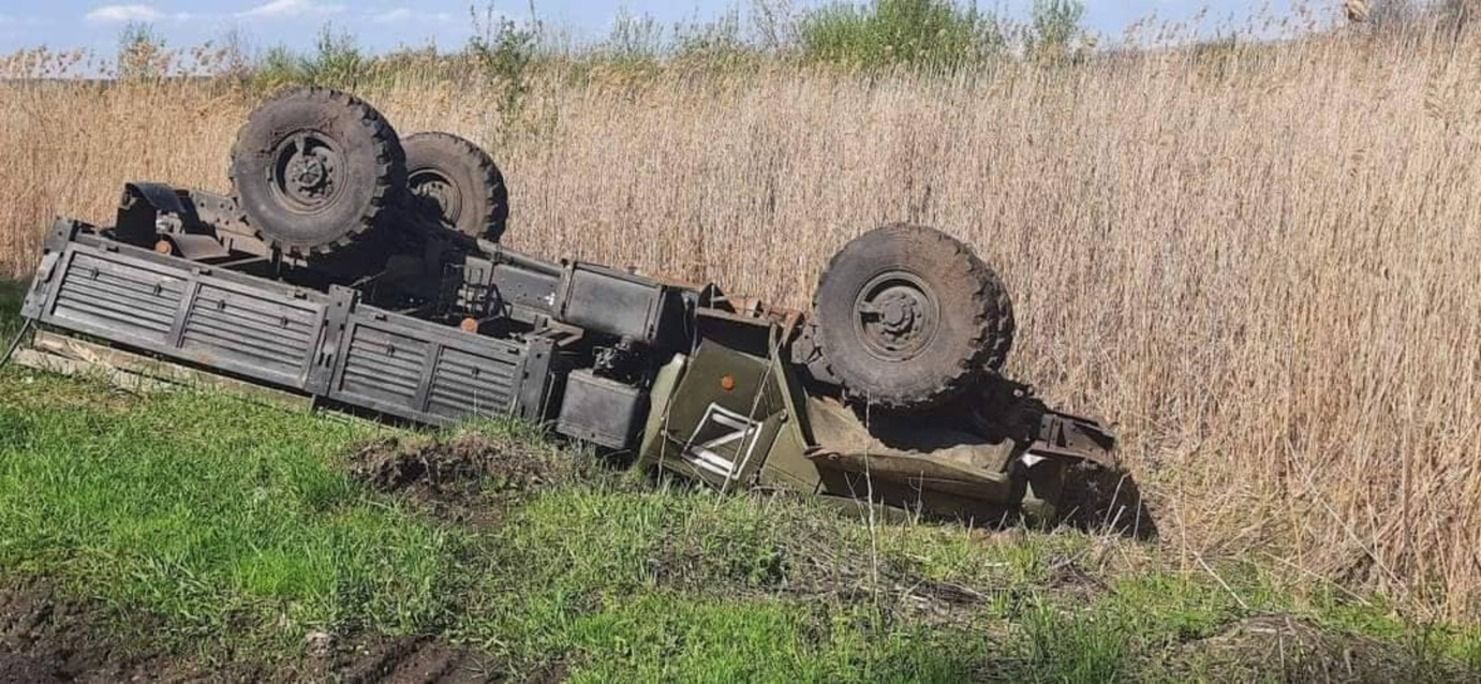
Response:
[2,22,1480,619]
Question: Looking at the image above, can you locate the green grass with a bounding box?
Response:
[0,379,463,649]
[1,278,24,341]
[451,485,1004,679]
[0,279,1477,679]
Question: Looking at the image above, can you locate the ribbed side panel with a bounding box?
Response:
[50,252,184,344]
[179,284,319,382]
[426,346,519,419]
[339,325,429,408]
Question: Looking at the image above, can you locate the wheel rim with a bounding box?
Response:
[267,130,345,215]
[852,271,940,362]
[409,168,464,225]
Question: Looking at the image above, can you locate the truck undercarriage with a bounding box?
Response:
[7,87,1118,523]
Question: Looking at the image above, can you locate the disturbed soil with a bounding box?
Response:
[0,580,212,683]
[0,580,504,683]
[348,432,578,525]
[299,635,494,683]
[347,432,1007,625]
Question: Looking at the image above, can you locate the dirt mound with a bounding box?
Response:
[349,432,576,521]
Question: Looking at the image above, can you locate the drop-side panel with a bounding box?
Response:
[25,227,554,427]
[29,235,329,392]
[178,282,322,387]
[426,346,520,420]
[48,250,186,347]
[327,308,532,425]
[338,322,431,410]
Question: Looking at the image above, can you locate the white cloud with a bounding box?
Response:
[371,8,454,24]
[85,4,164,23]
[237,0,345,19]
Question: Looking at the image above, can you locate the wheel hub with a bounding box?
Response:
[853,272,939,361]
[269,131,343,213]
[290,156,327,192]
[409,170,463,225]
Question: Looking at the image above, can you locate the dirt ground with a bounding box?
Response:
[1160,613,1443,683]
[0,579,509,683]
[0,580,216,683]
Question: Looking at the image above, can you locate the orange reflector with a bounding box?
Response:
[459,318,479,333]
[153,240,172,255]
[720,375,736,391]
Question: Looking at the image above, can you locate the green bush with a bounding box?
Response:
[797,0,1005,68]
[301,26,365,85]
[1028,0,1088,61]
[251,25,366,90]
[673,9,751,62]
[468,6,540,144]
[217,1,1088,90]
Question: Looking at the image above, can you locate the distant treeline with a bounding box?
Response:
[6,0,1102,85]
[2,0,1474,88]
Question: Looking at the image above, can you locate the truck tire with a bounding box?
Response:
[403,132,508,241]
[229,87,405,256]
[813,224,1014,411]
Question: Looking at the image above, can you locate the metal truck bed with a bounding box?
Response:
[20,220,556,426]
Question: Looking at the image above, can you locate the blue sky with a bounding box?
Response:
[0,1,1301,56]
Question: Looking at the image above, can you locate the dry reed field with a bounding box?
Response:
[2,20,1480,621]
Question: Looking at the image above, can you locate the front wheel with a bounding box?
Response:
[812,224,1014,411]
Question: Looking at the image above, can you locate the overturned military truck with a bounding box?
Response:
[9,87,1118,523]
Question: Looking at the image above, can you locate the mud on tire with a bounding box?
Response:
[403,131,509,241]
[813,224,1014,411]
[229,87,405,256]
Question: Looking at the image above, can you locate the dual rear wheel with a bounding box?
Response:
[229,86,507,256]
[229,88,1015,412]
[403,131,509,243]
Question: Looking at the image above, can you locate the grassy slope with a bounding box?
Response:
[0,285,1477,681]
